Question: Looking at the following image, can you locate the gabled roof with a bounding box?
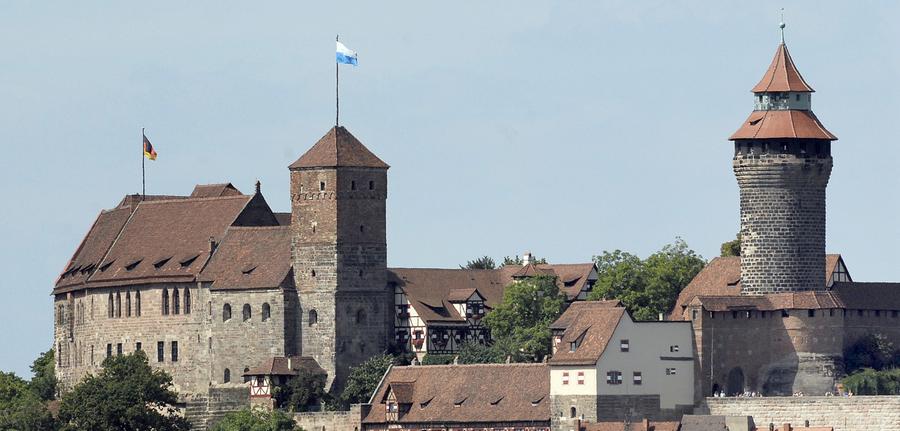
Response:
[190,183,242,198]
[512,263,555,278]
[200,226,293,290]
[363,363,549,425]
[752,43,815,93]
[289,126,389,169]
[548,301,626,366]
[688,282,900,312]
[56,207,133,290]
[730,110,836,140]
[244,356,325,377]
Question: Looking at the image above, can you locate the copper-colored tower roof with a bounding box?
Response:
[289,126,389,169]
[730,110,836,140]
[751,43,815,93]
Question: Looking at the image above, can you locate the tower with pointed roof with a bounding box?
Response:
[730,41,837,295]
[289,126,392,391]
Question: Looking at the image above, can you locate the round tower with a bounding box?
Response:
[730,41,837,295]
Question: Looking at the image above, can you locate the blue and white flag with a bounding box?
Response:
[336,41,358,66]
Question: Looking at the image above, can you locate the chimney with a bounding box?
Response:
[522,251,533,266]
[255,179,261,194]
[209,237,217,254]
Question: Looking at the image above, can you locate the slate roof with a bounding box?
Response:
[670,255,843,319]
[362,363,550,425]
[548,301,626,366]
[752,43,815,93]
[730,109,836,141]
[244,356,325,377]
[200,226,294,290]
[289,126,389,169]
[389,263,596,324]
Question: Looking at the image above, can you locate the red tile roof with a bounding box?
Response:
[200,226,294,290]
[362,363,549,425]
[751,43,814,93]
[687,283,900,312]
[289,126,389,169]
[55,207,133,290]
[244,356,325,376]
[730,110,836,140]
[190,183,242,198]
[548,301,626,366]
[583,420,680,431]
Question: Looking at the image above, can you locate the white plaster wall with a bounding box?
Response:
[550,366,597,395]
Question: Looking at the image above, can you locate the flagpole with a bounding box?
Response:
[141,127,146,199]
[335,34,340,127]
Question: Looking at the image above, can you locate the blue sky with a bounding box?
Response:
[1,1,898,376]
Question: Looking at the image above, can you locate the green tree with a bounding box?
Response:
[58,351,190,431]
[482,275,566,362]
[210,407,299,431]
[841,368,900,395]
[589,238,705,321]
[461,256,496,270]
[456,341,506,364]
[340,354,395,407]
[720,233,741,257]
[844,333,899,373]
[501,255,548,266]
[420,354,455,365]
[273,370,328,412]
[30,348,57,401]
[0,371,57,431]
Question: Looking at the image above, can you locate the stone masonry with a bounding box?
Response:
[699,396,900,431]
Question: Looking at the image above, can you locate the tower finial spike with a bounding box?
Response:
[779,8,786,43]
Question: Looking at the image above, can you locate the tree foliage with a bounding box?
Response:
[841,368,900,395]
[420,354,455,365]
[588,238,706,321]
[30,348,57,401]
[273,370,328,412]
[58,351,190,431]
[210,407,299,431]
[339,354,395,407]
[461,256,496,270]
[482,275,566,362]
[720,233,741,257]
[844,333,900,374]
[0,371,57,431]
[501,255,547,266]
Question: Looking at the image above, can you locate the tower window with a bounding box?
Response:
[359,225,365,233]
[242,304,251,321]
[223,368,231,383]
[369,180,374,190]
[262,303,271,321]
[351,180,356,190]
[308,309,318,326]
[171,341,178,362]
[157,342,164,362]
[311,269,316,277]
[320,181,326,191]
[223,303,232,321]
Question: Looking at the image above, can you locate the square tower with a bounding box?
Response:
[289,126,392,391]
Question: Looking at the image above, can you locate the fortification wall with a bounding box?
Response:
[698,396,900,431]
[294,404,364,431]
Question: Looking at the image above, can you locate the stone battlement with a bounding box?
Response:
[699,396,900,431]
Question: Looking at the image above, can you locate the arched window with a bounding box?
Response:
[162,288,169,315]
[223,368,231,383]
[261,303,271,321]
[135,290,141,316]
[356,309,367,324]
[184,289,191,314]
[570,406,577,418]
[125,291,131,317]
[116,292,122,317]
[108,293,113,318]
[242,304,251,322]
[243,367,251,383]
[173,289,180,315]
[223,304,232,321]
[308,309,318,326]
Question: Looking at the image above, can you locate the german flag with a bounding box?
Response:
[143,133,157,160]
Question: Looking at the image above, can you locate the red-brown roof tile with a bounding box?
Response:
[289,126,389,169]
[55,207,133,291]
[549,301,626,366]
[730,110,836,140]
[244,356,325,376]
[362,363,549,425]
[751,43,815,93]
[583,420,680,431]
[190,183,242,198]
[200,226,294,290]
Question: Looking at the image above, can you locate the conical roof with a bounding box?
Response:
[289,126,389,169]
[751,43,815,93]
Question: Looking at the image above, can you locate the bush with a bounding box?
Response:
[844,333,899,373]
[420,354,455,365]
[210,407,298,431]
[841,368,900,395]
[272,370,328,412]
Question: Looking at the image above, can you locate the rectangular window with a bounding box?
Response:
[569,341,577,352]
[171,341,178,362]
[562,372,569,385]
[808,309,815,317]
[709,311,715,319]
[620,339,629,352]
[136,342,142,351]
[157,342,164,362]
[116,343,123,356]
[829,309,835,317]
[106,343,112,358]
[732,311,738,319]
[606,371,622,385]
[670,345,679,353]
[577,371,585,385]
[319,181,325,191]
[858,310,864,317]
[666,368,677,375]
[893,311,898,318]
[691,310,698,320]
[875,310,881,317]
[633,372,642,385]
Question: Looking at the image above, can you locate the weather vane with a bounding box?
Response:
[779,8,786,43]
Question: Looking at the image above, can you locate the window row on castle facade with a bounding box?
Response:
[700,308,900,320]
[107,289,142,319]
[300,179,377,194]
[222,302,271,323]
[57,339,180,368]
[160,287,191,316]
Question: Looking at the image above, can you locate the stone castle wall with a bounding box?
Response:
[733,144,832,294]
[699,396,900,431]
[294,404,365,431]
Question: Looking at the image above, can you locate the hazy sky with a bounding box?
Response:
[1,1,898,376]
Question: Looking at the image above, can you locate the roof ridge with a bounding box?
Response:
[226,225,289,231]
[138,194,250,206]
